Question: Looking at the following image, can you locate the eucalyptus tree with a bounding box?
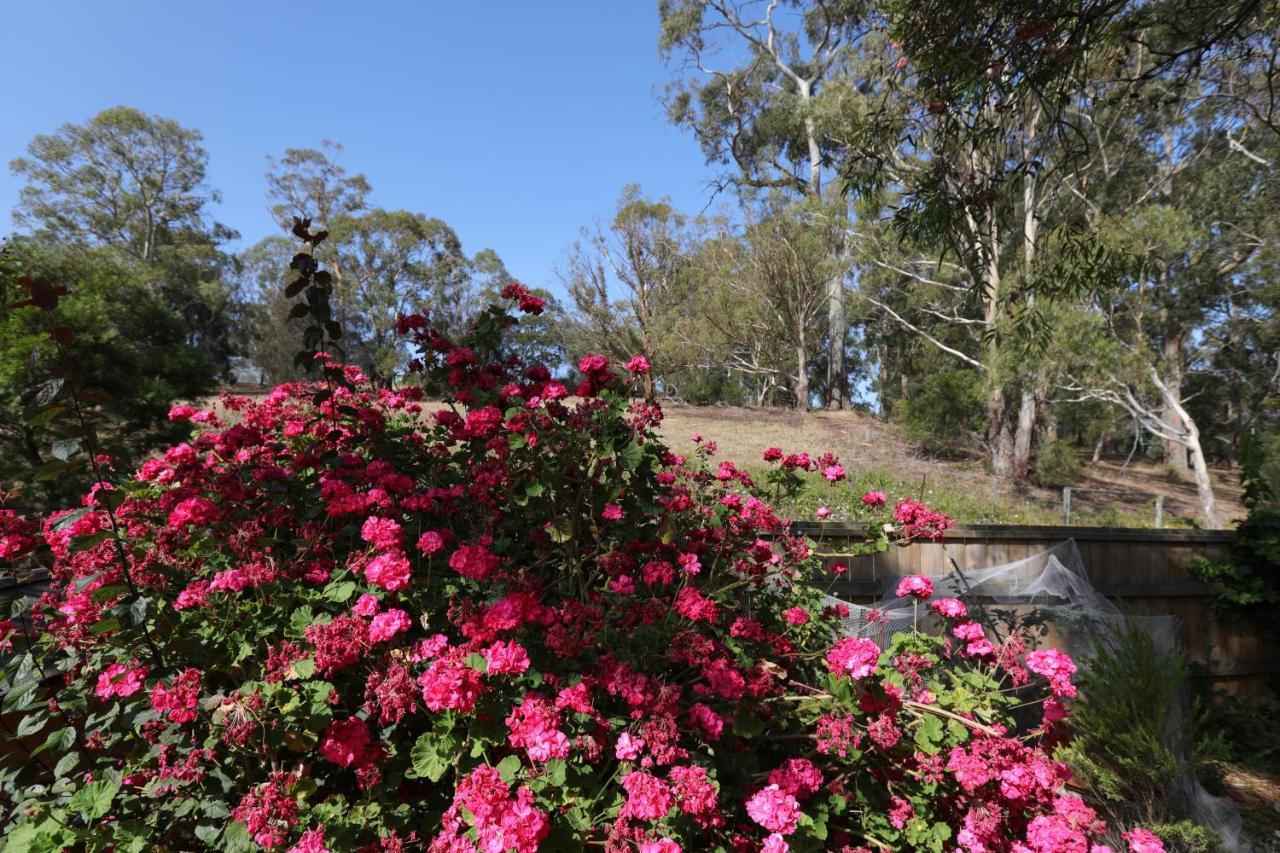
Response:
[9,106,242,371]
[658,0,889,409]
[559,186,693,401]
[333,209,472,387]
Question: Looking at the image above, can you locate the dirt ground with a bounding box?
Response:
[656,403,1246,528]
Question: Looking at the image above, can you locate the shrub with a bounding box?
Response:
[0,240,217,512]
[1055,625,1219,849]
[0,288,1162,852]
[895,369,986,458]
[1032,440,1083,488]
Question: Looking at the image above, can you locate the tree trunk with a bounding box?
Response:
[795,340,810,412]
[1185,422,1221,528]
[1092,429,1109,464]
[826,270,848,410]
[1160,323,1190,473]
[1012,389,1038,478]
[987,387,1015,477]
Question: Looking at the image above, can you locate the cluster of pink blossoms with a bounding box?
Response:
[3,282,1171,853]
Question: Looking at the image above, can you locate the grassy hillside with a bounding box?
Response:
[212,387,1244,529]
[656,404,1245,529]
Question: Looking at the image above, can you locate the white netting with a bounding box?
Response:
[821,540,1248,851]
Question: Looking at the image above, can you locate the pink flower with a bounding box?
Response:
[889,795,914,829]
[364,551,411,591]
[360,516,403,549]
[677,553,701,575]
[94,661,147,699]
[674,587,719,623]
[1123,829,1167,853]
[578,354,609,374]
[167,496,219,529]
[861,491,887,506]
[689,703,724,741]
[768,758,823,800]
[763,447,783,462]
[167,404,199,421]
[640,841,681,853]
[464,406,503,437]
[782,607,810,626]
[625,355,651,373]
[895,574,934,599]
[601,504,624,521]
[615,732,645,760]
[418,655,483,712]
[1026,649,1078,698]
[506,693,570,762]
[825,637,881,679]
[822,464,846,482]
[149,667,201,724]
[288,827,330,853]
[746,785,802,835]
[368,609,411,643]
[449,543,500,581]
[416,530,446,555]
[351,594,380,617]
[483,640,531,675]
[930,597,967,619]
[620,771,673,821]
[319,716,373,768]
[815,506,832,519]
[762,835,790,853]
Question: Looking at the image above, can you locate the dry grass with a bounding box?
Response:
[210,387,1245,528]
[656,402,1246,528]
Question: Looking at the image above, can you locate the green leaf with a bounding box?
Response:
[913,713,945,754]
[50,438,82,462]
[322,581,356,603]
[16,711,48,738]
[53,751,80,778]
[410,734,450,782]
[619,440,644,471]
[544,758,567,787]
[287,657,316,680]
[193,825,220,845]
[25,404,66,428]
[69,778,119,820]
[496,754,523,783]
[547,518,573,543]
[222,820,254,853]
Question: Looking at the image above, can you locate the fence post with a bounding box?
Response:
[1062,487,1072,525]
[1154,495,1163,529]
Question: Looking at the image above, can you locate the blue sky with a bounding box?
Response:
[0,1,717,298]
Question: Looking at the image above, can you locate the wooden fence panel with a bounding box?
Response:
[793,523,1271,695]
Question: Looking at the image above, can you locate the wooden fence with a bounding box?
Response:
[792,523,1273,694]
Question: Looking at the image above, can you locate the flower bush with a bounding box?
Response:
[0,288,1163,852]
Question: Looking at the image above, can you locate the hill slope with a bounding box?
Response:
[656,403,1245,529]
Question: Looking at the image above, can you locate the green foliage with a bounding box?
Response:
[0,240,213,511]
[1190,508,1280,635]
[1032,440,1083,488]
[9,106,243,372]
[1055,625,1207,831]
[1147,821,1223,853]
[894,369,985,458]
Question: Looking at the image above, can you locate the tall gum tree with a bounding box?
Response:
[659,0,883,409]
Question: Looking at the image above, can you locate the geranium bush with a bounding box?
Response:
[0,283,1162,852]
